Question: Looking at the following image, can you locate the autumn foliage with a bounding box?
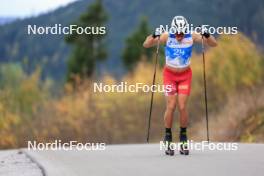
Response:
[0,33,264,149]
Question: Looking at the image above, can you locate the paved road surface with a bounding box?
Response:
[24,143,264,176]
[0,150,43,176]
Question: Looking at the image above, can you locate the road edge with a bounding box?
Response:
[21,150,46,176]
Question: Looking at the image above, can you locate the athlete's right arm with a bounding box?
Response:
[143,32,168,48]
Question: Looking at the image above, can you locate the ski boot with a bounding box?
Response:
[179,141,189,155]
[164,134,174,156]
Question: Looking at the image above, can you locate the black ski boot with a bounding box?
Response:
[179,141,189,155]
[179,127,189,155]
[164,133,174,156]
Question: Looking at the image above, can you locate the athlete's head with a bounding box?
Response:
[171,16,188,41]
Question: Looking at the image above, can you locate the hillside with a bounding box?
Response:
[0,0,263,81]
[0,17,17,25]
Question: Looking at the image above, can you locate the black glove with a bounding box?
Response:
[152,33,160,38]
[152,28,162,38]
[201,26,210,38]
[202,31,210,38]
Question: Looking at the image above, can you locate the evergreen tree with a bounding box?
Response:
[65,0,108,81]
[122,17,155,71]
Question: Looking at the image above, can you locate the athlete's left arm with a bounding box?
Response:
[192,33,217,47]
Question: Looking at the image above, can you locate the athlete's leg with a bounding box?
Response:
[164,95,177,128]
[177,94,189,128]
[162,67,178,155]
[163,94,177,155]
[177,68,192,128]
[178,94,190,155]
[176,69,192,155]
[163,67,177,128]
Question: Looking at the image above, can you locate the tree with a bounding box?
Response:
[65,0,108,81]
[122,17,155,71]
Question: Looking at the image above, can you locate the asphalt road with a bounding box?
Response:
[0,150,43,176]
[24,143,264,176]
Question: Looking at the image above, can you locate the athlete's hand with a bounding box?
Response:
[200,26,210,38]
[152,27,163,38]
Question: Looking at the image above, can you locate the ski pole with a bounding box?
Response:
[201,35,210,142]
[146,36,160,143]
